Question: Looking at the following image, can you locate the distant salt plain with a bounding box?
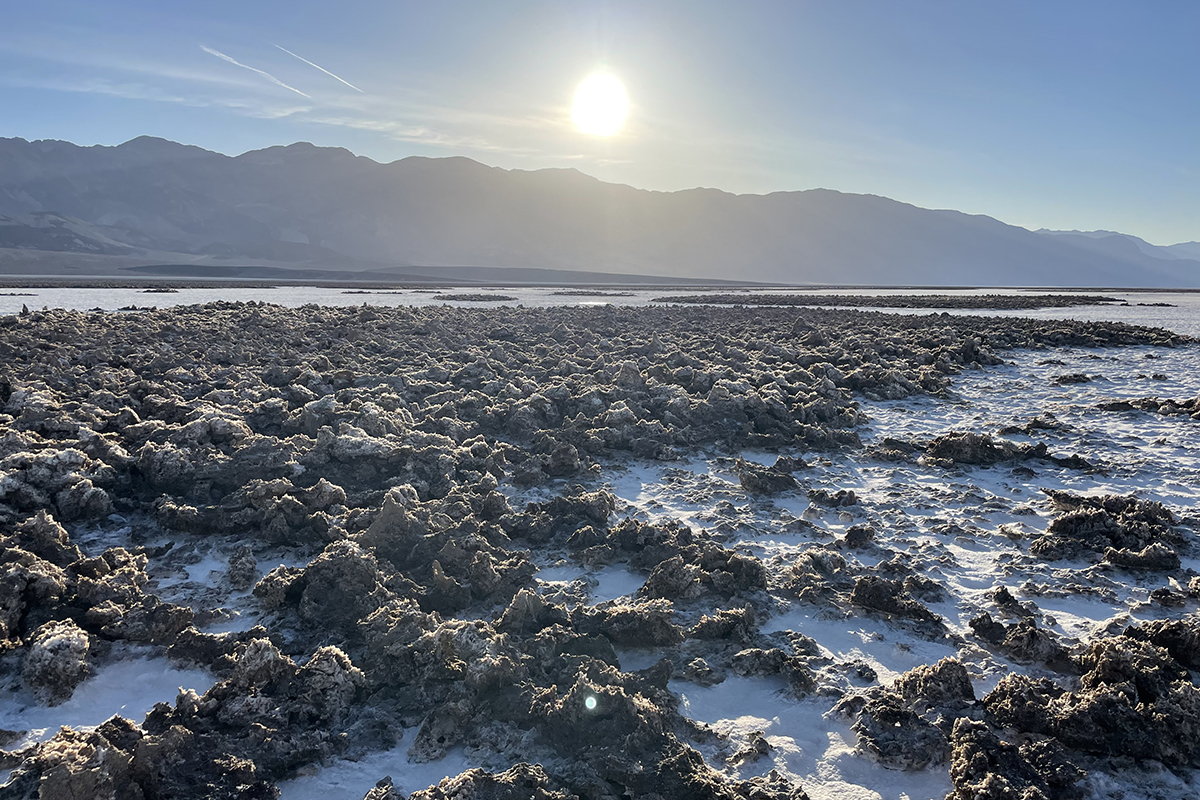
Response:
[3,285,1200,337]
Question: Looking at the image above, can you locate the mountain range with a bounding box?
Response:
[0,135,1196,286]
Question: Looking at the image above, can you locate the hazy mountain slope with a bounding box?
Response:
[0,212,144,255]
[1032,232,1195,284]
[1040,228,1194,260]
[0,136,1196,286]
[1166,242,1200,260]
[1038,228,1171,256]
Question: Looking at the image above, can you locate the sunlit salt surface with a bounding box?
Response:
[759,608,958,685]
[277,738,475,800]
[0,656,214,751]
[673,676,953,800]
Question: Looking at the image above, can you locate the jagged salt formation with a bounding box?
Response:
[0,302,1191,799]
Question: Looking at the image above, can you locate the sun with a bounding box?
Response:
[571,72,628,136]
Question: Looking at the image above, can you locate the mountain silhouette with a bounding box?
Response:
[0,136,1195,286]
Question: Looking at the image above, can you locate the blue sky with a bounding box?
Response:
[2,1,1197,243]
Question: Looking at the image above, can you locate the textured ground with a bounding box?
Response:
[0,302,1197,800]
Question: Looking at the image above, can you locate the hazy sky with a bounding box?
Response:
[2,1,1197,243]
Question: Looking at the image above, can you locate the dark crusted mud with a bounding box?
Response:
[431,293,519,303]
[1098,393,1200,420]
[0,303,1194,799]
[651,293,1123,309]
[1032,490,1187,564]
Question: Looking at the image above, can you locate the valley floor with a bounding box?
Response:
[1,302,1198,800]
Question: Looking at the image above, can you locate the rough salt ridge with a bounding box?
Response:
[0,301,1196,800]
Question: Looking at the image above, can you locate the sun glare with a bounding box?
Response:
[571,72,628,136]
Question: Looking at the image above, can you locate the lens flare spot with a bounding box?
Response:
[585,695,598,711]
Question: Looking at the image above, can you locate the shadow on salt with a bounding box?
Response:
[532,564,583,584]
[0,656,214,751]
[1029,592,1139,639]
[614,647,666,672]
[169,548,230,586]
[762,606,957,684]
[672,675,952,800]
[1086,763,1200,800]
[278,740,475,800]
[604,457,726,527]
[201,605,265,635]
[588,564,645,604]
[534,563,644,605]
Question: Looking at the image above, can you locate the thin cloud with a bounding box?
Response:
[274,45,364,93]
[0,74,311,119]
[200,45,310,98]
[304,114,540,155]
[0,75,194,106]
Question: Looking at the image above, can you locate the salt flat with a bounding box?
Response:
[1,299,1198,799]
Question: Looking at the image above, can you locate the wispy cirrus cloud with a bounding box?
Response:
[0,75,195,106]
[0,74,310,119]
[274,45,363,93]
[303,113,535,153]
[316,90,563,136]
[0,39,266,92]
[200,45,310,98]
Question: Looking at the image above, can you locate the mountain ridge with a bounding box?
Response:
[0,136,1196,286]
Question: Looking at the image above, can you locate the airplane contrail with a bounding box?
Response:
[274,44,364,93]
[200,45,311,98]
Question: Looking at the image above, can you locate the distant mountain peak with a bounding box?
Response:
[1037,228,1147,242]
[119,135,183,147]
[113,135,214,159]
[235,141,362,165]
